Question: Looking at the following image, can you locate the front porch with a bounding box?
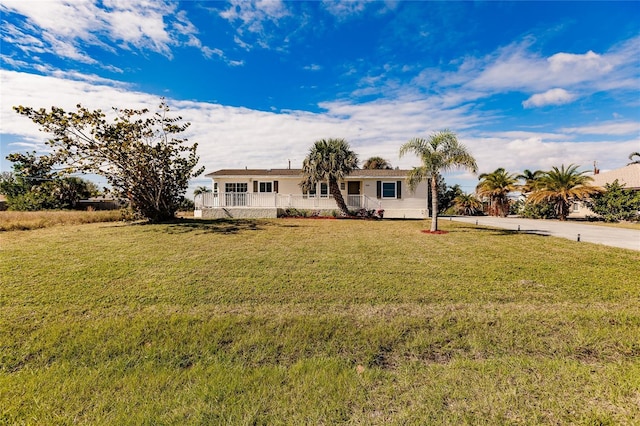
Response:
[194,192,381,218]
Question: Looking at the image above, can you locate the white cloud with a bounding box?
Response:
[220,0,290,42]
[465,136,638,177]
[471,44,615,92]
[522,88,576,108]
[409,36,640,109]
[2,70,637,192]
[561,121,640,136]
[548,50,612,74]
[0,0,217,63]
[321,0,369,19]
[488,131,571,141]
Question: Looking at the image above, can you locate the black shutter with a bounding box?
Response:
[376,181,381,199]
[253,181,258,192]
[397,181,402,199]
[274,181,279,193]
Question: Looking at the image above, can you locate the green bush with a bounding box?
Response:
[280,208,310,218]
[585,180,640,222]
[519,200,557,219]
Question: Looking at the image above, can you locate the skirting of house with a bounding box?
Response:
[383,209,427,219]
[195,207,427,219]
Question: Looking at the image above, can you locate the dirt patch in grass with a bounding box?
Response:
[421,229,449,234]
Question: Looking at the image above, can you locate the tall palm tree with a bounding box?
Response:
[400,130,477,232]
[453,193,482,216]
[301,138,358,216]
[628,152,640,164]
[363,156,392,170]
[193,186,211,196]
[517,169,543,195]
[476,168,519,217]
[528,164,601,221]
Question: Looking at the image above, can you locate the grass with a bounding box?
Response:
[0,209,123,231]
[1,217,639,424]
[569,219,640,230]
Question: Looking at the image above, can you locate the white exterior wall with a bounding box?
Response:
[359,179,428,218]
[274,178,301,194]
[203,175,428,219]
[212,176,301,195]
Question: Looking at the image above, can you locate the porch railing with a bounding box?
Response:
[195,192,381,211]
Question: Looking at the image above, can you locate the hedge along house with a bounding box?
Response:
[195,168,429,219]
[570,163,640,218]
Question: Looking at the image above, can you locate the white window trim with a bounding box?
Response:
[319,182,329,198]
[225,182,248,193]
[258,181,273,193]
[381,181,397,199]
[304,182,329,198]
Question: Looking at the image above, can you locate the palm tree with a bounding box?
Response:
[193,186,211,196]
[528,164,602,221]
[476,168,519,217]
[453,193,482,216]
[628,152,640,165]
[517,169,543,195]
[400,130,477,232]
[363,156,392,170]
[301,138,358,216]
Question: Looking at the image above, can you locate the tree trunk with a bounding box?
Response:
[330,178,349,216]
[430,175,438,232]
[558,200,569,221]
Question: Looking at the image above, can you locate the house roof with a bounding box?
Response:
[590,163,640,190]
[206,168,412,179]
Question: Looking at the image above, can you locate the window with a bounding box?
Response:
[224,183,248,206]
[376,181,402,199]
[253,180,278,193]
[304,184,317,198]
[213,182,218,193]
[304,182,328,198]
[572,202,580,212]
[259,182,273,193]
[320,182,329,197]
[225,183,248,193]
[382,182,396,198]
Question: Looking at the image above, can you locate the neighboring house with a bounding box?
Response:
[77,196,126,211]
[570,163,640,218]
[195,168,429,219]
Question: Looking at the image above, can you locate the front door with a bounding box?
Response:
[224,182,248,206]
[347,181,361,208]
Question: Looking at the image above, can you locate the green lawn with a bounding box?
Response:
[1,218,639,425]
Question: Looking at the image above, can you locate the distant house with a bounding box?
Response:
[195,168,429,219]
[77,196,126,211]
[570,163,640,218]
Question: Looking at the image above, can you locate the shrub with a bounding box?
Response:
[520,200,557,219]
[585,180,640,222]
[280,208,311,218]
[350,208,384,219]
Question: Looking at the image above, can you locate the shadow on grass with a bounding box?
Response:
[158,218,301,235]
[163,218,264,234]
[471,226,551,237]
[450,222,551,237]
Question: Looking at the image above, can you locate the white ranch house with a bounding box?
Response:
[195,168,429,219]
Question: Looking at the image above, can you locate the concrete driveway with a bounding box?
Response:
[447,216,640,251]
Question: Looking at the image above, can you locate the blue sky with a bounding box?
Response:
[1,0,639,194]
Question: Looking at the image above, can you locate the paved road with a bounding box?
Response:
[447,216,640,251]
